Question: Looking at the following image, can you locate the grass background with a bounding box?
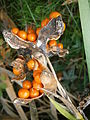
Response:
[0,0,90,119]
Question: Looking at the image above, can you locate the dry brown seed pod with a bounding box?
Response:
[33,59,39,71]
[14,93,44,105]
[40,69,57,91]
[32,51,47,68]
[11,74,26,86]
[47,45,69,57]
[11,57,25,75]
[11,57,25,67]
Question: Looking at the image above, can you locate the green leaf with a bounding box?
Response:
[0,90,2,96]
[48,96,77,120]
[0,83,7,89]
[24,0,37,26]
[5,50,11,58]
[78,0,90,82]
[35,6,41,14]
[0,38,3,46]
[0,74,6,80]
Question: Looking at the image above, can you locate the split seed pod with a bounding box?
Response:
[11,56,26,83]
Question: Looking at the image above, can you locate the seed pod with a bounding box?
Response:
[40,69,57,91]
[11,57,25,73]
[32,51,47,68]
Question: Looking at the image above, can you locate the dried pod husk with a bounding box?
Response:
[11,57,25,67]
[11,74,26,82]
[58,48,69,57]
[32,51,47,68]
[11,57,26,85]
[47,45,69,57]
[14,93,44,105]
[33,59,39,71]
[11,74,26,86]
[17,55,25,62]
[36,16,64,51]
[11,75,26,87]
[40,69,57,92]
[11,57,25,74]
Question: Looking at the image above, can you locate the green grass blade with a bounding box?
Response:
[48,96,77,120]
[78,0,90,82]
[24,0,37,25]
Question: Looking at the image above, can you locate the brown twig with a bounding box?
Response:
[45,55,72,102]
[29,101,39,120]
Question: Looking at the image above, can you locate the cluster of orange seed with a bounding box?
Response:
[12,11,65,99]
[13,58,44,99]
[11,11,65,47]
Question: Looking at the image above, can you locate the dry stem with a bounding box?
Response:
[44,55,84,119]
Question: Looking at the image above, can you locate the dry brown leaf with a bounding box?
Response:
[0,9,16,29]
[0,47,5,59]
